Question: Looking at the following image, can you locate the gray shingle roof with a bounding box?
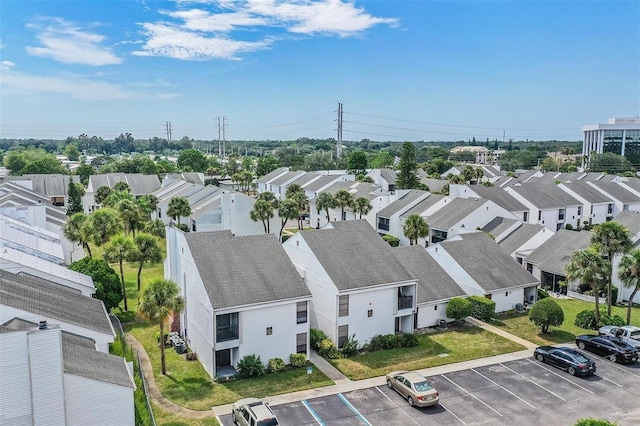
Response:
[465,185,527,212]
[269,171,306,186]
[299,220,415,291]
[497,223,549,255]
[401,194,446,218]
[185,232,310,309]
[561,181,614,204]
[439,232,539,291]
[419,178,447,193]
[525,229,593,275]
[611,210,640,236]
[0,270,112,335]
[63,339,134,388]
[0,317,97,349]
[427,198,488,230]
[19,174,80,196]
[508,182,581,209]
[257,167,289,184]
[620,178,640,192]
[588,181,639,203]
[380,169,396,183]
[291,172,321,187]
[304,175,344,192]
[393,246,466,303]
[377,190,428,218]
[482,217,519,236]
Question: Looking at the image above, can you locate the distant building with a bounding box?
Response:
[449,146,502,165]
[582,117,640,166]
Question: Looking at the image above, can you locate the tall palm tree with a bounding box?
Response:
[257,191,279,209]
[64,212,92,257]
[618,248,640,325]
[250,199,274,233]
[591,221,631,314]
[138,279,184,375]
[316,192,335,223]
[84,208,123,248]
[565,246,609,325]
[278,199,299,242]
[94,185,112,205]
[103,189,135,209]
[104,234,137,311]
[290,191,309,230]
[354,197,372,219]
[117,198,145,236]
[167,196,192,226]
[403,214,429,245]
[128,233,163,302]
[334,189,355,221]
[137,194,159,220]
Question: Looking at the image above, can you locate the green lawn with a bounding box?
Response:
[152,405,219,426]
[490,298,640,347]
[127,322,334,409]
[330,326,526,380]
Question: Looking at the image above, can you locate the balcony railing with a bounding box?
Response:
[398,295,413,310]
[216,324,239,342]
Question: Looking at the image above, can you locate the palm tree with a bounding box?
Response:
[103,189,135,209]
[257,191,279,209]
[403,214,429,245]
[113,181,131,193]
[290,191,309,230]
[565,246,609,325]
[449,174,465,184]
[145,219,166,239]
[64,212,92,257]
[128,233,163,302]
[278,199,299,242]
[138,279,184,375]
[285,184,303,199]
[117,198,145,236]
[103,234,137,311]
[167,196,192,226]
[137,194,159,220]
[94,186,112,205]
[316,192,335,223]
[474,168,485,182]
[591,221,632,314]
[334,189,355,221]
[83,208,123,248]
[354,197,372,219]
[618,249,640,325]
[250,199,274,233]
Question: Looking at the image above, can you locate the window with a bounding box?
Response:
[558,209,565,221]
[216,313,239,342]
[378,217,390,231]
[538,211,542,221]
[367,309,373,317]
[297,301,307,324]
[434,305,437,311]
[505,292,509,297]
[431,229,448,244]
[266,327,272,336]
[577,206,582,216]
[338,325,349,348]
[296,332,307,354]
[339,295,349,317]
[523,212,529,222]
[607,203,614,215]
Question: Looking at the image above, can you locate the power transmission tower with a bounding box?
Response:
[166,121,173,142]
[336,102,343,158]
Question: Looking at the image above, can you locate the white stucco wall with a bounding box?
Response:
[64,374,135,426]
[416,301,452,328]
[490,288,525,313]
[338,287,400,346]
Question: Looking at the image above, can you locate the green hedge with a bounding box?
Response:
[468,295,496,321]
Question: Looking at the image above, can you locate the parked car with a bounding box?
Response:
[576,334,639,363]
[232,398,279,426]
[534,346,596,376]
[598,325,640,349]
[385,370,439,407]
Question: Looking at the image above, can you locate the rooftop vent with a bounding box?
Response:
[38,320,48,330]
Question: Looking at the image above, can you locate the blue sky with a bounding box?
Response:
[1,0,638,142]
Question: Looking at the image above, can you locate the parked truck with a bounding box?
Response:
[599,325,640,348]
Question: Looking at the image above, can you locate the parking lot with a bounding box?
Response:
[218,352,640,426]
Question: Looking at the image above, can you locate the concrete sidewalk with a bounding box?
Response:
[465,316,539,350]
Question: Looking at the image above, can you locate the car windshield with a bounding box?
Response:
[414,381,433,392]
[257,419,278,426]
[630,330,640,338]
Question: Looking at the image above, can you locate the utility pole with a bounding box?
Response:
[502,130,505,145]
[336,102,343,158]
[216,116,222,156]
[166,121,172,142]
[222,116,228,157]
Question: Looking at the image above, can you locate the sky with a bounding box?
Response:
[0,0,638,143]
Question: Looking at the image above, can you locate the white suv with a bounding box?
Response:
[232,398,279,426]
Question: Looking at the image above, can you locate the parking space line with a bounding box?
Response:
[302,400,326,426]
[526,359,595,394]
[471,368,536,409]
[374,387,420,425]
[499,363,567,402]
[440,374,503,417]
[574,348,640,379]
[337,393,372,426]
[438,401,468,426]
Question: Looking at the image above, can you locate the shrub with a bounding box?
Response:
[575,310,626,330]
[538,288,550,299]
[467,295,496,321]
[401,333,419,348]
[318,338,341,359]
[446,297,472,322]
[289,353,307,367]
[574,419,617,426]
[368,333,417,352]
[340,334,359,358]
[529,298,564,333]
[185,352,198,361]
[599,312,626,328]
[610,286,618,304]
[267,357,286,373]
[382,234,400,247]
[237,354,265,378]
[310,328,328,351]
[565,223,574,230]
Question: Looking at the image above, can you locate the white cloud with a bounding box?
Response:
[0,68,177,100]
[25,17,123,66]
[135,0,398,59]
[1,61,15,70]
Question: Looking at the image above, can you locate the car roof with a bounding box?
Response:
[400,372,429,382]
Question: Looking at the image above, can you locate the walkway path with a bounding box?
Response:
[464,317,539,350]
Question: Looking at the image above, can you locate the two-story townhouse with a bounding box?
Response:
[83,173,161,213]
[266,170,308,200]
[0,270,114,351]
[504,182,582,231]
[375,190,431,237]
[367,169,397,192]
[587,180,640,214]
[558,181,615,227]
[256,167,290,193]
[610,211,640,304]
[283,220,418,348]
[2,174,80,207]
[483,217,554,264]
[449,184,530,223]
[524,230,593,294]
[0,319,135,426]
[392,245,468,328]
[429,232,540,311]
[165,226,311,378]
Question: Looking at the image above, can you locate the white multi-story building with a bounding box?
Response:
[582,117,640,165]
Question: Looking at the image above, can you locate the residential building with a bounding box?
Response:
[450,184,530,223]
[83,173,162,213]
[1,174,80,207]
[582,117,640,165]
[611,211,640,304]
[557,181,615,226]
[0,213,65,264]
[483,217,554,264]
[283,220,418,347]
[587,180,640,214]
[367,169,396,192]
[165,226,311,378]
[375,190,431,237]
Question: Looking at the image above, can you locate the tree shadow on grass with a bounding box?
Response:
[539,329,575,343]
[353,338,450,369]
